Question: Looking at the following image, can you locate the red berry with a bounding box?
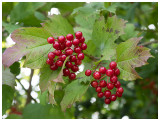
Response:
[97,92,103,98]
[70,55,77,62]
[46,59,53,65]
[53,41,60,50]
[117,87,124,94]
[59,43,66,50]
[93,71,101,79]
[109,61,117,69]
[65,61,73,68]
[99,80,107,87]
[69,73,76,80]
[85,69,92,76]
[66,34,74,41]
[48,52,55,60]
[50,63,58,70]
[72,39,80,46]
[77,53,84,60]
[59,54,67,61]
[74,46,81,53]
[116,91,122,97]
[99,67,106,74]
[107,83,114,90]
[110,94,117,101]
[65,48,73,56]
[114,81,121,88]
[75,31,82,39]
[91,81,98,88]
[114,68,120,76]
[106,69,114,77]
[47,37,54,44]
[55,60,63,67]
[75,59,82,65]
[58,36,66,43]
[65,40,72,47]
[80,43,87,50]
[110,76,118,83]
[104,90,111,98]
[79,37,85,43]
[71,65,79,72]
[105,98,111,104]
[63,68,70,76]
[96,86,102,92]
[54,50,62,56]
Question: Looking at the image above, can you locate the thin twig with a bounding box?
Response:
[139,40,158,46]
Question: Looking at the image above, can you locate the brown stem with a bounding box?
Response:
[83,53,100,61]
[139,40,158,46]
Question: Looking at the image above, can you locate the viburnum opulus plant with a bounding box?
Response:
[2,15,153,111]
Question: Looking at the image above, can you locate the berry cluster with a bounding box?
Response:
[85,61,124,104]
[46,31,87,80]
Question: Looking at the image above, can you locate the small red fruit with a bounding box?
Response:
[65,48,73,56]
[114,68,120,76]
[63,68,70,76]
[117,87,124,94]
[91,81,98,88]
[75,31,82,39]
[104,90,111,98]
[54,50,62,56]
[65,40,72,47]
[74,46,81,53]
[70,55,77,62]
[110,94,117,101]
[69,73,76,80]
[58,36,66,43]
[55,60,63,67]
[109,61,117,69]
[105,98,111,104]
[99,80,107,87]
[72,39,80,46]
[47,37,54,44]
[65,61,73,68]
[75,59,82,65]
[99,67,106,74]
[110,76,118,83]
[53,41,60,50]
[114,81,121,88]
[106,69,114,77]
[48,52,55,60]
[46,59,53,65]
[97,92,103,98]
[96,86,102,92]
[85,69,92,76]
[107,83,114,90]
[80,43,87,50]
[77,53,84,60]
[93,71,101,79]
[66,34,74,41]
[50,63,58,70]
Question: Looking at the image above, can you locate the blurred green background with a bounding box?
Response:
[2,2,158,119]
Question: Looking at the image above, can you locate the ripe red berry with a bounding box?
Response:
[116,91,122,97]
[59,54,67,61]
[79,37,85,43]
[53,41,60,50]
[99,67,106,74]
[72,39,80,46]
[69,73,76,80]
[106,69,114,77]
[50,63,58,70]
[66,34,74,41]
[63,68,70,76]
[55,60,63,67]
[47,37,54,44]
[107,83,114,90]
[46,59,53,65]
[110,76,118,83]
[71,65,79,72]
[96,86,102,92]
[93,71,101,79]
[74,46,81,53]
[59,43,66,50]
[75,59,82,65]
[65,61,73,68]
[54,50,62,56]
[65,48,73,56]
[109,61,117,69]
[110,94,117,101]
[75,31,82,39]
[105,98,111,104]
[114,68,120,76]
[77,53,84,60]
[65,40,72,47]
[58,36,66,43]
[114,81,121,88]
[104,90,111,98]
[85,69,92,76]
[70,55,77,62]
[117,87,124,94]
[80,43,87,50]
[91,81,98,88]
[99,80,107,87]
[48,52,55,60]
[97,92,103,98]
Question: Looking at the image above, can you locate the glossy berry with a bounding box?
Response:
[65,61,73,68]
[53,41,60,50]
[104,90,111,98]
[65,48,73,56]
[114,68,120,76]
[110,76,118,83]
[117,87,124,94]
[116,91,122,97]
[46,59,53,65]
[54,50,62,56]
[97,92,103,98]
[74,46,81,53]
[72,39,80,46]
[63,68,70,76]
[107,83,114,90]
[93,71,101,79]
[47,37,54,44]
[59,54,67,61]
[99,67,106,74]
[80,43,87,50]
[105,98,111,104]
[99,80,107,88]
[66,34,74,41]
[109,61,117,69]
[70,55,77,62]
[91,81,98,88]
[56,60,63,67]
[96,86,102,92]
[75,31,82,39]
[77,53,84,60]
[58,36,66,43]
[114,81,121,88]
[71,65,79,72]
[79,37,85,43]
[50,63,58,70]
[65,40,72,47]
[59,43,66,50]
[69,73,76,80]
[106,69,114,77]
[110,94,117,101]
[85,69,92,76]
[48,52,55,60]
[75,59,82,65]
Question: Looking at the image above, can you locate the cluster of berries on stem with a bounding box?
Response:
[46,31,87,80]
[85,61,124,104]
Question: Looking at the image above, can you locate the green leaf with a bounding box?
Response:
[116,37,153,81]
[2,66,16,88]
[39,90,49,105]
[2,21,21,33]
[6,114,22,119]
[48,81,57,105]
[60,80,89,111]
[2,85,14,115]
[104,3,118,13]
[9,62,20,76]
